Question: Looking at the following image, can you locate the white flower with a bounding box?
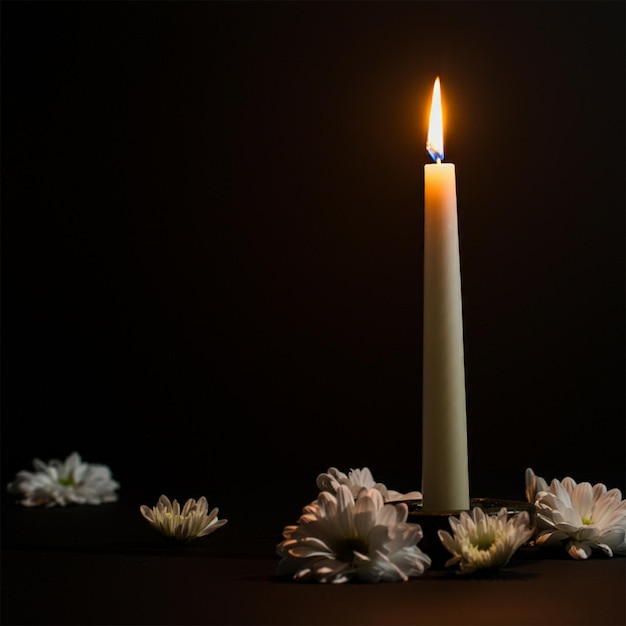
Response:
[531,474,626,560]
[140,494,227,541]
[438,507,533,575]
[316,467,422,503]
[525,467,549,505]
[276,484,431,583]
[7,452,119,507]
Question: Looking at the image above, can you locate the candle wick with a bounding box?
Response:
[436,157,441,165]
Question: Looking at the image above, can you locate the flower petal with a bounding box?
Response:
[567,541,593,560]
[571,483,594,520]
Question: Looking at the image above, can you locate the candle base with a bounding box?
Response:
[398,497,536,570]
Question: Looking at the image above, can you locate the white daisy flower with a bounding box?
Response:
[7,452,119,507]
[316,467,422,503]
[532,475,626,560]
[437,507,533,575]
[140,494,227,541]
[276,484,431,583]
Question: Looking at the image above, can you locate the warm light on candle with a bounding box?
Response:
[426,76,444,162]
[421,76,470,512]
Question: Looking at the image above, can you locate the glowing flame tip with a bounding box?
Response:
[427,77,444,162]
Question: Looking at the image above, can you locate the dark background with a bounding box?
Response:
[2,1,624,517]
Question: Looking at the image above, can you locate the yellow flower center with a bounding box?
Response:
[582,517,592,525]
[164,511,190,521]
[58,477,76,487]
[473,536,496,551]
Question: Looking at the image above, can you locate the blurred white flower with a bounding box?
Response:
[276,484,431,583]
[438,507,533,575]
[531,474,626,560]
[140,494,227,541]
[525,467,549,505]
[316,467,422,502]
[7,452,119,507]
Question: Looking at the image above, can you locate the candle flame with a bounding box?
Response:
[426,77,444,162]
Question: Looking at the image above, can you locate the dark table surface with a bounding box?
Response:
[2,491,625,626]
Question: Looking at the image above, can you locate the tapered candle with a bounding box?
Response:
[421,77,470,511]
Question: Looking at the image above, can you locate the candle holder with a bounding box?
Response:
[400,497,536,570]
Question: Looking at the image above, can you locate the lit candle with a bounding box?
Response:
[421,77,470,512]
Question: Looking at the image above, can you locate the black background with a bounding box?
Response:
[2,1,624,515]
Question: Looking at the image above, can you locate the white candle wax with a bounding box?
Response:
[421,78,470,512]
